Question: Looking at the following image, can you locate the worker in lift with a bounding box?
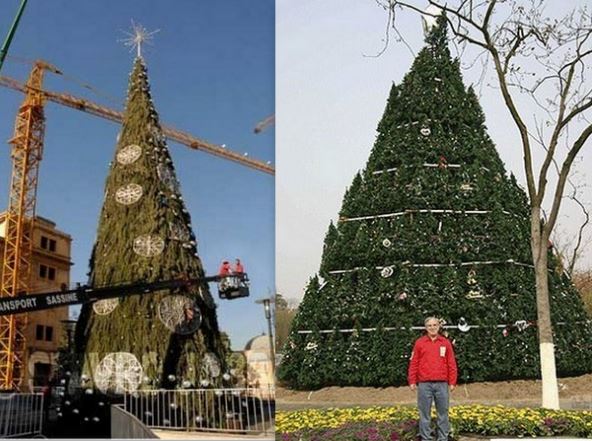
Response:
[233,258,245,275]
[218,260,232,292]
[219,260,232,276]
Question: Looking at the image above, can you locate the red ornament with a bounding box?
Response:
[502,328,509,337]
[438,155,448,169]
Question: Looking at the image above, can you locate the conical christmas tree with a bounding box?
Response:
[278,16,592,389]
[74,57,226,393]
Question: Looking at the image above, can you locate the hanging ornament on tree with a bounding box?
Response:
[466,289,484,299]
[170,223,191,242]
[157,163,180,193]
[133,234,165,257]
[158,296,202,335]
[381,266,394,278]
[502,328,510,337]
[94,352,143,394]
[514,320,530,332]
[304,341,319,351]
[465,269,483,298]
[202,353,221,378]
[93,298,120,316]
[420,127,431,136]
[458,317,470,332]
[382,238,392,248]
[398,292,408,301]
[116,144,142,165]
[115,183,143,205]
[460,183,474,192]
[467,269,478,285]
[438,155,448,169]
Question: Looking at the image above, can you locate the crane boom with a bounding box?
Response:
[0,75,274,175]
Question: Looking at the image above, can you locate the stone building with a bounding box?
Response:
[0,214,72,389]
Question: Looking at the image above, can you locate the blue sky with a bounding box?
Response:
[0,0,274,350]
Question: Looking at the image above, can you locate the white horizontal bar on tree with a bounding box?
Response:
[295,321,590,334]
[328,259,535,275]
[372,163,462,175]
[372,164,492,175]
[340,209,512,223]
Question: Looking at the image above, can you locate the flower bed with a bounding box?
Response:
[276,405,592,440]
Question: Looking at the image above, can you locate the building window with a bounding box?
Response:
[39,264,56,280]
[45,326,53,342]
[36,325,44,340]
[35,325,54,342]
[41,236,57,252]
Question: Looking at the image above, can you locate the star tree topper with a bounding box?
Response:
[120,20,160,58]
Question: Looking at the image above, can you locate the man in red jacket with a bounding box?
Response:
[408,317,458,441]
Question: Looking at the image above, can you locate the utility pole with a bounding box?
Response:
[255,297,275,375]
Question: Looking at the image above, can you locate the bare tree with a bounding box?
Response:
[275,293,299,352]
[378,0,592,409]
[552,188,591,277]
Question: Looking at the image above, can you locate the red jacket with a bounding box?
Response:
[408,335,457,385]
[219,263,231,276]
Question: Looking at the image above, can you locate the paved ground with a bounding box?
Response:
[152,429,274,440]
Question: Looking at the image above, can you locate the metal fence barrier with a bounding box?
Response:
[0,393,44,438]
[123,386,274,434]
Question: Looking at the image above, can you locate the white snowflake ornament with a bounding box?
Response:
[93,298,119,315]
[158,296,201,335]
[115,183,143,205]
[94,352,143,394]
[117,144,142,165]
[133,235,165,257]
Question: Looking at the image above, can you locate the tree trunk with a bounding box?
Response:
[531,207,560,409]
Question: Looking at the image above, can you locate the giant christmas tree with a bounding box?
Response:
[74,56,226,393]
[278,16,592,390]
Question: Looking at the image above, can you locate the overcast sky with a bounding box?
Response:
[276,0,592,302]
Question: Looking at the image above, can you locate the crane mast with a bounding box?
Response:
[0,60,59,390]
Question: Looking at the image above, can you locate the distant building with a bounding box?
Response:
[244,334,274,394]
[0,213,72,389]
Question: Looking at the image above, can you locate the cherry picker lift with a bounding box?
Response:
[0,272,250,317]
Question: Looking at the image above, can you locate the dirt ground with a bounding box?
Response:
[276,373,592,411]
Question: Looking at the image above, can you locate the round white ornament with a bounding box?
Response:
[117,145,142,165]
[94,352,143,394]
[115,183,143,205]
[133,235,165,257]
[158,296,202,335]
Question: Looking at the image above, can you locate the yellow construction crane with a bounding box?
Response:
[0,60,59,390]
[0,60,274,390]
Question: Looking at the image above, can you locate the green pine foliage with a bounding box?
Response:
[278,16,592,389]
[74,57,227,391]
